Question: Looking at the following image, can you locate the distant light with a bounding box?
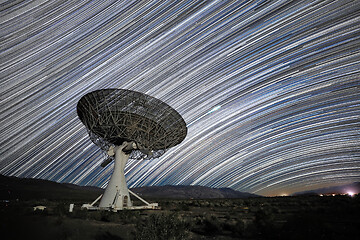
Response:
[347,191,355,197]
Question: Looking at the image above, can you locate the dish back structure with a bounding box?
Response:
[77,88,187,158]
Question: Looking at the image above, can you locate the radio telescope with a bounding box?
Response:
[77,89,187,211]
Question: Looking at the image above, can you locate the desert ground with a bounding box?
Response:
[1,194,359,240]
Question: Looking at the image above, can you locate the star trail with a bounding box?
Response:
[1,0,359,196]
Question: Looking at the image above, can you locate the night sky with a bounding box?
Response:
[1,0,359,196]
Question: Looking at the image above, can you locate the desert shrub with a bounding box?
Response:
[222,200,234,208]
[271,206,281,214]
[191,215,222,236]
[53,202,68,216]
[72,208,90,219]
[135,213,188,240]
[223,219,245,237]
[254,208,279,239]
[100,211,112,222]
[159,200,170,208]
[202,215,221,235]
[191,200,201,207]
[201,201,210,207]
[175,202,190,211]
[117,209,142,224]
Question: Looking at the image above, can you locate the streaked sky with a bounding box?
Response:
[1,0,359,196]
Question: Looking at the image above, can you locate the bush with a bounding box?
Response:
[254,208,279,239]
[175,202,190,211]
[223,219,245,237]
[191,214,222,236]
[135,213,188,240]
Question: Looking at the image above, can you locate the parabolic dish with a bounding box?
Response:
[77,89,187,156]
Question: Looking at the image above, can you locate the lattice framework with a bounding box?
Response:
[77,89,187,160]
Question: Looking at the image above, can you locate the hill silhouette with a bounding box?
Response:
[0,175,258,200]
[132,185,259,199]
[0,174,103,201]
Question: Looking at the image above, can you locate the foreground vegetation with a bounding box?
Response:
[1,195,359,239]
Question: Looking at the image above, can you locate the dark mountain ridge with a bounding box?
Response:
[132,185,259,199]
[0,174,259,200]
[0,174,103,201]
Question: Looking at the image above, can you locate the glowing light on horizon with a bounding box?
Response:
[347,191,355,197]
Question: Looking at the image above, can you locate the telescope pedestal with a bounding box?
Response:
[81,142,160,211]
[99,144,132,210]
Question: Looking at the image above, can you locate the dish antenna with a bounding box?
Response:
[77,89,187,211]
